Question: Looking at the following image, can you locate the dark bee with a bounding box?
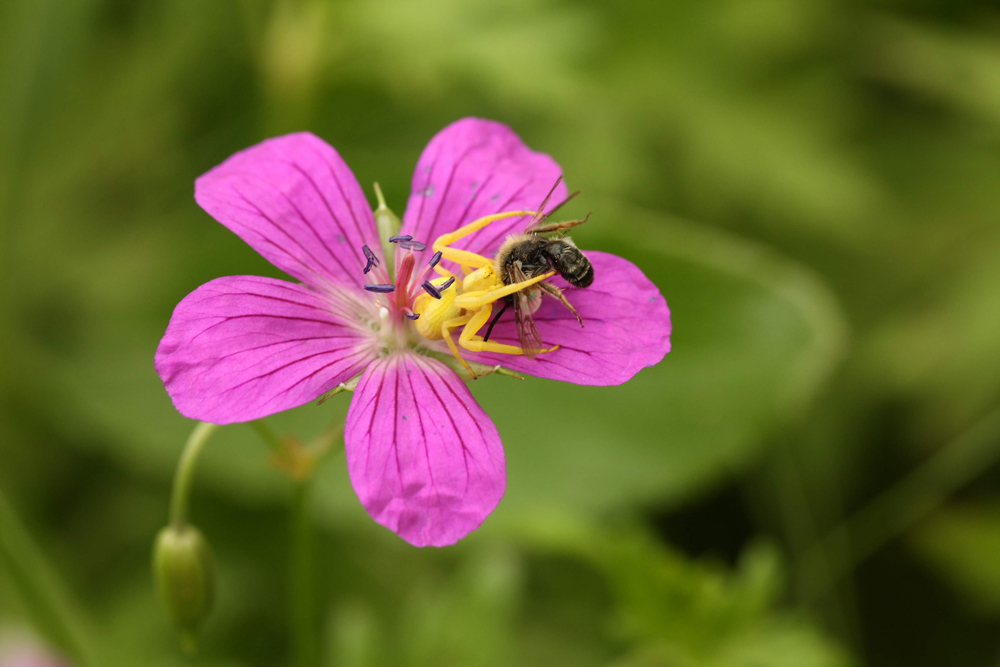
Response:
[483,185,593,355]
[495,233,594,289]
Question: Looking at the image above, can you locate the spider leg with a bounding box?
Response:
[459,304,558,355]
[441,314,475,379]
[453,271,555,310]
[432,210,537,251]
[436,247,493,269]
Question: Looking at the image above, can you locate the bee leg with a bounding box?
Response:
[530,213,591,236]
[453,271,555,310]
[432,210,538,252]
[459,306,558,356]
[538,282,584,327]
[441,314,476,379]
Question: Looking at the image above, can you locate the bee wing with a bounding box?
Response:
[508,263,545,359]
[514,290,545,359]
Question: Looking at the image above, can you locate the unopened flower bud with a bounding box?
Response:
[153,525,215,643]
[373,183,402,280]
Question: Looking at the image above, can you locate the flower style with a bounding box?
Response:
[155,118,671,547]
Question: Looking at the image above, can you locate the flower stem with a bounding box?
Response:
[290,477,317,667]
[251,419,316,667]
[251,418,284,453]
[250,419,345,667]
[169,422,218,528]
[0,488,100,667]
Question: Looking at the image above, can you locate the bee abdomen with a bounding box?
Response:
[546,241,594,288]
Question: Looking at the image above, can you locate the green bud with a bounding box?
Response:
[373,183,401,281]
[153,524,215,644]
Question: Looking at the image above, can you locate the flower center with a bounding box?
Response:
[358,237,447,350]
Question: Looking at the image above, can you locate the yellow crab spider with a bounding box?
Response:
[412,210,559,379]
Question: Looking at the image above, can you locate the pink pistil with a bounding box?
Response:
[359,239,440,322]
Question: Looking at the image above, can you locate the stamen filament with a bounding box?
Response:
[369,265,391,285]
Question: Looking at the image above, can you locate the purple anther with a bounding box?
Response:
[364,284,395,293]
[362,245,379,274]
[421,281,442,299]
[399,240,426,252]
[404,312,420,320]
[429,250,442,268]
[440,276,456,290]
[388,235,412,243]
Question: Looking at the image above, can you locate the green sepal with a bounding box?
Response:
[373,182,401,282]
[317,373,362,404]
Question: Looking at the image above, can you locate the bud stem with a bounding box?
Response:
[290,478,317,667]
[251,418,284,453]
[169,422,218,528]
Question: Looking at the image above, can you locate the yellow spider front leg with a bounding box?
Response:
[432,210,537,273]
[436,248,492,271]
[432,210,537,252]
[453,271,555,310]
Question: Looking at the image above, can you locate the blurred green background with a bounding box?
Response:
[3,0,1000,665]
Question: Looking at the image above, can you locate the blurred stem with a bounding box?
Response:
[291,477,317,667]
[169,422,218,528]
[802,406,1000,599]
[251,418,343,667]
[0,488,99,667]
[759,436,863,648]
[251,418,284,453]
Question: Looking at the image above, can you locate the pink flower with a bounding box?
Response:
[155,118,671,546]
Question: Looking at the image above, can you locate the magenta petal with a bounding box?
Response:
[470,252,671,384]
[400,117,567,260]
[195,133,381,291]
[155,276,376,424]
[345,353,506,547]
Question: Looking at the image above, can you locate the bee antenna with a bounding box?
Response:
[542,190,581,221]
[527,176,564,230]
